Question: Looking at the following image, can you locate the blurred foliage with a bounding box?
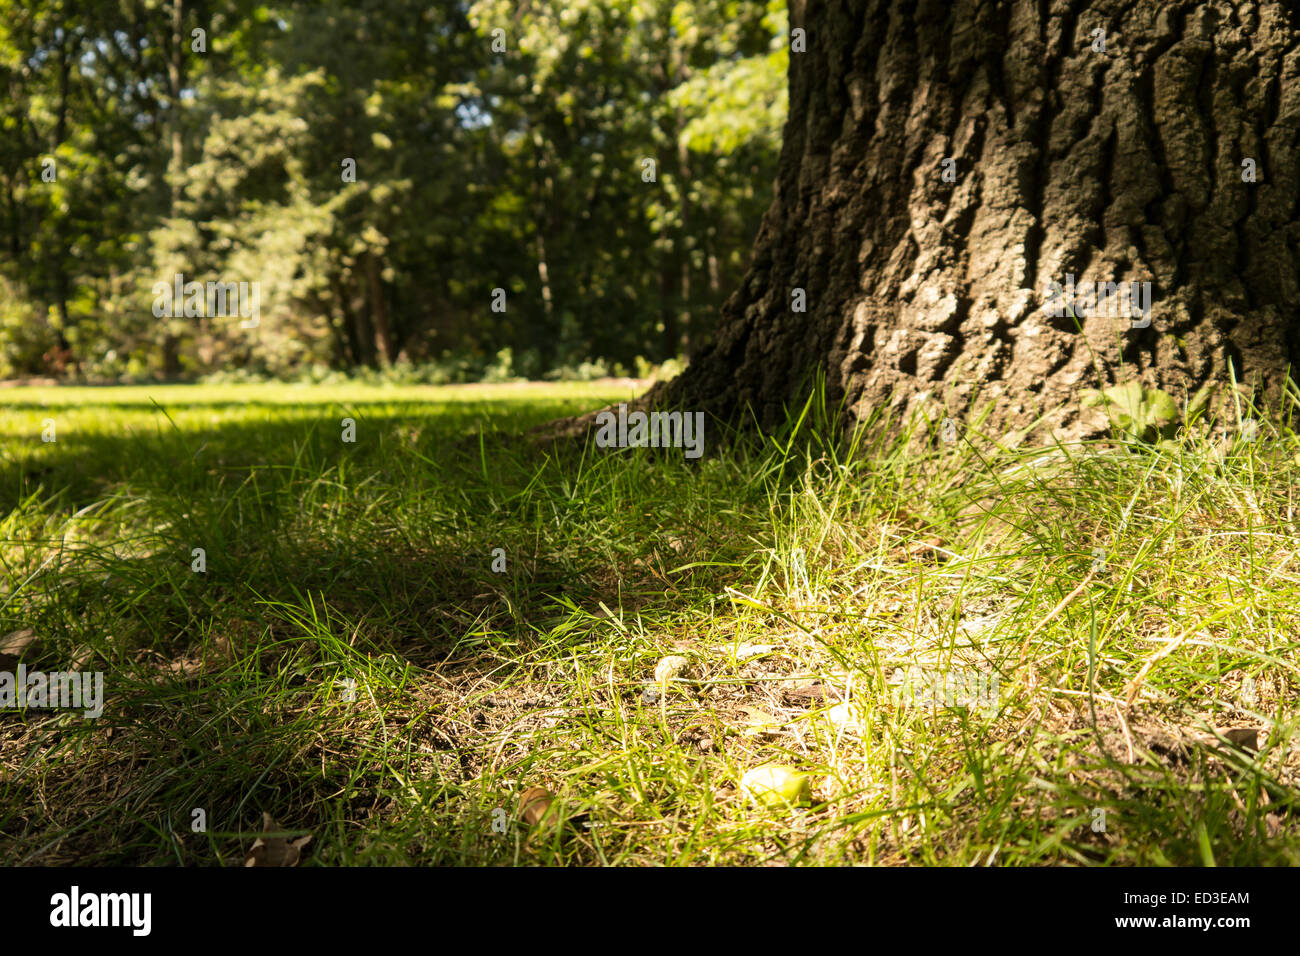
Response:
[0,0,786,380]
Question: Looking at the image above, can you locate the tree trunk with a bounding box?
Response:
[534,144,558,371]
[161,0,186,379]
[648,0,1300,441]
[366,251,395,366]
[331,274,364,367]
[168,0,185,214]
[50,32,72,358]
[677,117,692,357]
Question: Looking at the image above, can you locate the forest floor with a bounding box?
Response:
[1,380,1298,865]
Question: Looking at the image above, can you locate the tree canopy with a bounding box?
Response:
[0,0,788,382]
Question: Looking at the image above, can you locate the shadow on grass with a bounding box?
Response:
[0,391,605,509]
[0,391,743,864]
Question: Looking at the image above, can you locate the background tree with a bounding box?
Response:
[0,0,787,383]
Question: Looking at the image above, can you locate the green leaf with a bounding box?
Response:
[1186,382,1217,423]
[1144,388,1179,425]
[1103,381,1145,419]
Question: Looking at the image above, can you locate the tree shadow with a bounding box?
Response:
[0,389,738,863]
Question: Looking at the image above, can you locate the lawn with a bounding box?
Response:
[1,380,1297,865]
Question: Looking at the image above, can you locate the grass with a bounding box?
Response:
[0,378,1298,866]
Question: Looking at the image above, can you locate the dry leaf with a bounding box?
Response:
[1181,727,1262,757]
[782,684,829,705]
[826,701,865,733]
[244,813,311,867]
[164,635,233,681]
[653,655,690,683]
[517,788,591,837]
[0,629,36,670]
[518,787,557,827]
[735,705,785,735]
[1221,728,1260,754]
[0,629,36,656]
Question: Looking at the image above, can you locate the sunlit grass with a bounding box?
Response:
[0,380,1297,865]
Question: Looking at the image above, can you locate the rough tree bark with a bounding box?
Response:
[641,0,1300,441]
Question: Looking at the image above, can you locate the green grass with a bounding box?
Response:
[1,379,1298,865]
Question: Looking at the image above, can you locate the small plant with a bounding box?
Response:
[1080,380,1215,444]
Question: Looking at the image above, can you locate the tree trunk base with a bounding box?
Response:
[557,1,1300,448]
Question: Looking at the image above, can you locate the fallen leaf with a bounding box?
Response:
[826,701,865,733]
[66,644,94,671]
[518,787,557,827]
[781,684,829,705]
[653,655,690,683]
[244,813,311,867]
[517,787,588,838]
[164,635,233,681]
[735,705,786,735]
[0,629,36,670]
[1221,728,1260,754]
[0,629,36,656]
[741,765,811,808]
